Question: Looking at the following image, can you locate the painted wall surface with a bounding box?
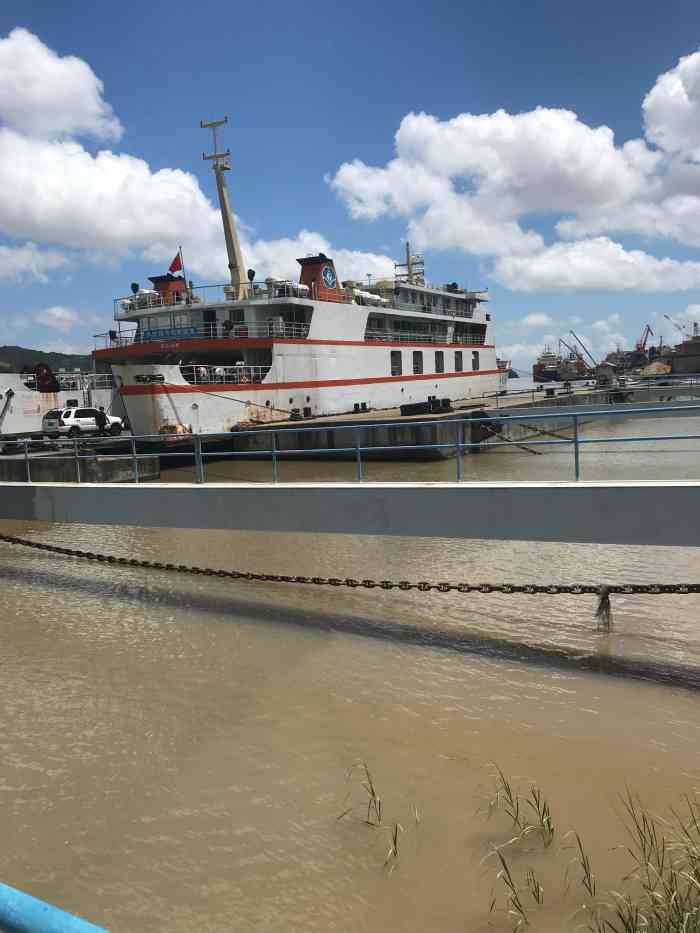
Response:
[0,481,697,548]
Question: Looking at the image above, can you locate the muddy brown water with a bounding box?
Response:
[2,507,700,931]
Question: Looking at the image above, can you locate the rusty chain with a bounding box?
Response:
[0,532,698,598]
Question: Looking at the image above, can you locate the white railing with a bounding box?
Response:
[113,281,485,323]
[180,364,270,385]
[23,372,115,390]
[95,321,310,349]
[114,282,313,318]
[364,331,486,346]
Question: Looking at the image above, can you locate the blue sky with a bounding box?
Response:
[2,0,700,366]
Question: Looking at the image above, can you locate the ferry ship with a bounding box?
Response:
[93,119,504,436]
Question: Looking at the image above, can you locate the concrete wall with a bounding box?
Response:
[0,454,159,483]
[0,481,698,547]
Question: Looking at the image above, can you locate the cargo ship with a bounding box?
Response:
[532,342,593,383]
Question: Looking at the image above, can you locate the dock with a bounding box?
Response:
[0,442,160,483]
[200,380,700,462]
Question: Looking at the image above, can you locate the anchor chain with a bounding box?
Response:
[1,532,699,601]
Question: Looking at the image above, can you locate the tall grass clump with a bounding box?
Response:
[486,765,556,850]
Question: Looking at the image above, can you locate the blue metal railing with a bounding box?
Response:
[6,400,700,485]
[0,880,108,932]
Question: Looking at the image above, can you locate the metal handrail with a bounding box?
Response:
[22,372,115,390]
[12,400,700,486]
[112,281,487,323]
[364,331,485,346]
[95,321,310,348]
[181,364,270,385]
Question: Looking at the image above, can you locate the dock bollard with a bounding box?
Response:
[0,880,109,933]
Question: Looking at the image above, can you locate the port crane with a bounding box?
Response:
[635,323,654,352]
[558,336,581,359]
[569,330,598,367]
[664,313,689,337]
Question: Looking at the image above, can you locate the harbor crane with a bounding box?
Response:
[569,330,598,367]
[664,313,689,337]
[558,336,581,359]
[635,323,654,352]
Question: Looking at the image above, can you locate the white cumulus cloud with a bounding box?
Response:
[494,237,700,292]
[0,241,68,281]
[0,29,393,290]
[522,312,551,327]
[0,28,122,140]
[34,305,80,333]
[643,49,700,158]
[329,48,700,291]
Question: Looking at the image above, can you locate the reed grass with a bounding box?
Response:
[493,850,530,929]
[384,821,402,869]
[338,760,382,826]
[486,765,556,851]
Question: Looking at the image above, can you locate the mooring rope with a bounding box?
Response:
[1,532,698,630]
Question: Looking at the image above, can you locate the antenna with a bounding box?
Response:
[200,117,247,297]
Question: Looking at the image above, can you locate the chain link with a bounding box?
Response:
[1,532,699,597]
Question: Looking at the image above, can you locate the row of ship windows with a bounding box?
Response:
[390,349,479,376]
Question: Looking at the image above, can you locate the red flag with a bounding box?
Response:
[169,252,182,273]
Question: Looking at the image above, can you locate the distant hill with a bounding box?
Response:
[0,345,91,373]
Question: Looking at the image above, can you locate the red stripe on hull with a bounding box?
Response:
[120,369,502,396]
[95,338,495,361]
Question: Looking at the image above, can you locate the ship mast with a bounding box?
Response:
[201,116,248,300]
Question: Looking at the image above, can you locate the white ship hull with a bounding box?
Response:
[114,352,503,436]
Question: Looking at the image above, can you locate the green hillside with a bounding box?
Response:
[0,345,91,373]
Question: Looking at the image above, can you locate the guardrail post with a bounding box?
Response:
[131,436,140,484]
[573,415,581,481]
[194,434,205,484]
[355,427,364,482]
[455,420,462,481]
[23,439,31,482]
[271,431,279,483]
[73,438,81,483]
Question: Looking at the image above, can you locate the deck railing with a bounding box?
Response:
[112,282,485,322]
[180,364,270,385]
[95,321,310,349]
[22,372,115,390]
[364,331,485,346]
[8,399,700,485]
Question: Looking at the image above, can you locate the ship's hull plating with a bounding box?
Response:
[114,341,504,435]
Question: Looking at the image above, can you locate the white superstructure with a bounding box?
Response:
[94,120,504,436]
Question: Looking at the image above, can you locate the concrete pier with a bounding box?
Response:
[0,450,160,483]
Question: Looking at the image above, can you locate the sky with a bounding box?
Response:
[2,1,700,368]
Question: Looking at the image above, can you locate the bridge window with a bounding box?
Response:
[390,350,402,376]
[435,350,444,373]
[472,351,480,371]
[413,350,423,375]
[455,351,463,372]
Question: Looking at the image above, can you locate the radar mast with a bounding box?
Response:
[201,117,248,299]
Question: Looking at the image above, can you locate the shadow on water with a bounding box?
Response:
[3,562,700,692]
